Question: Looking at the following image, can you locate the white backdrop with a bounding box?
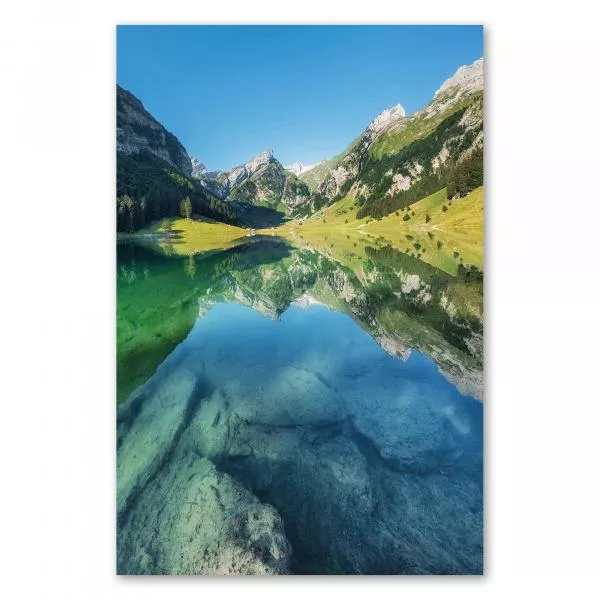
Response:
[1,1,599,597]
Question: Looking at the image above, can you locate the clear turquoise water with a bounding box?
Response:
[117,239,483,575]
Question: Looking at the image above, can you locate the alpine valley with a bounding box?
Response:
[117,57,483,232]
[117,55,485,576]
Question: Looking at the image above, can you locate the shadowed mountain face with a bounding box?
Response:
[117,85,192,177]
[117,237,483,575]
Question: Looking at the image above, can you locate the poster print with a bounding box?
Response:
[117,25,484,575]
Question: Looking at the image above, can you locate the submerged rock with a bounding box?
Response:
[211,422,377,574]
[117,369,200,516]
[118,456,291,575]
[346,378,459,473]
[224,365,346,428]
[194,391,482,574]
[117,368,292,575]
[172,359,481,574]
[116,295,483,574]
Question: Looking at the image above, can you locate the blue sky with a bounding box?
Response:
[117,25,483,171]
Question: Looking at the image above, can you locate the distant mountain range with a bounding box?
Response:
[116,57,483,229]
[190,150,313,216]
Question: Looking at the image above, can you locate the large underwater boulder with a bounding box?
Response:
[118,456,291,575]
[117,368,201,516]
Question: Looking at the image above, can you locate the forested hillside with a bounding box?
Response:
[117,86,239,232]
[116,150,238,232]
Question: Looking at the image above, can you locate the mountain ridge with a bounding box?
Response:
[117,56,483,229]
[293,57,484,219]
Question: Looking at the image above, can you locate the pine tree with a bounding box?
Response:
[121,194,135,232]
[183,196,192,220]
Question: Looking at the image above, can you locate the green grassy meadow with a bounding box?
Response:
[126,186,483,276]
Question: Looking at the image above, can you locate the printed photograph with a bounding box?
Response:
[116,24,484,575]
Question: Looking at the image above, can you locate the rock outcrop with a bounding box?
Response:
[315,103,408,200]
[191,155,222,180]
[197,151,312,214]
[117,366,291,575]
[190,155,207,178]
[116,85,192,177]
[434,57,484,99]
[224,150,274,191]
[117,297,483,575]
[199,150,275,199]
[365,103,406,135]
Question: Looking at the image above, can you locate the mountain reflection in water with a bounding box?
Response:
[116,237,483,575]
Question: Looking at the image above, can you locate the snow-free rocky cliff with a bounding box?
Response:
[226,150,275,191]
[196,150,312,214]
[434,58,484,99]
[197,150,275,200]
[366,103,406,136]
[191,155,222,180]
[309,103,408,201]
[116,85,193,177]
[190,156,207,178]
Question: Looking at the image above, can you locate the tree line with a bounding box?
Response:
[116,150,238,232]
[446,145,483,199]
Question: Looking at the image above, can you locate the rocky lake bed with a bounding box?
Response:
[117,252,483,574]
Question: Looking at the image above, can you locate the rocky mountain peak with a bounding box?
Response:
[245,149,274,170]
[190,155,223,181]
[314,103,406,200]
[434,57,484,98]
[366,103,406,135]
[199,149,277,199]
[229,150,275,183]
[190,156,207,178]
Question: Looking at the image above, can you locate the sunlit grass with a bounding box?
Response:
[133,186,483,275]
[266,187,483,275]
[140,216,249,255]
[362,187,484,271]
